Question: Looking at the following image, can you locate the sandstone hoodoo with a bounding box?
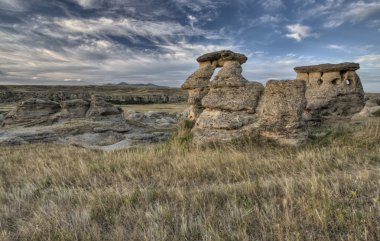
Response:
[191,50,265,144]
[183,51,366,145]
[294,62,365,123]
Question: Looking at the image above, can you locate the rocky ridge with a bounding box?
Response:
[0,96,180,150]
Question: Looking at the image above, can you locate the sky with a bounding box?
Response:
[0,0,379,92]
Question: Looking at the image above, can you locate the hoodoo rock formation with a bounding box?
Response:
[183,51,366,145]
[294,63,365,124]
[191,51,265,144]
[181,50,250,121]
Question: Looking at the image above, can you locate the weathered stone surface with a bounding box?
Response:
[297,67,365,122]
[352,106,380,119]
[188,105,204,121]
[202,82,264,111]
[294,62,360,73]
[3,98,60,126]
[0,85,187,105]
[256,80,307,145]
[0,114,4,126]
[352,99,380,120]
[181,62,215,90]
[191,128,245,144]
[126,132,170,143]
[211,61,248,88]
[195,109,255,130]
[188,87,209,105]
[85,95,123,120]
[63,131,125,147]
[60,99,90,118]
[365,99,379,108]
[196,50,247,66]
[125,110,180,129]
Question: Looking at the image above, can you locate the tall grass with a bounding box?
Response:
[0,120,379,241]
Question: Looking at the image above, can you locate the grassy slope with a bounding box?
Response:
[0,120,379,241]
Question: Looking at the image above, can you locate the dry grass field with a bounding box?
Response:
[0,119,379,241]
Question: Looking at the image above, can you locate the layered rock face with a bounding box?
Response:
[60,99,90,118]
[85,95,124,121]
[294,63,365,123]
[181,59,215,121]
[255,80,307,145]
[1,96,177,149]
[3,98,61,126]
[191,51,265,144]
[2,95,123,127]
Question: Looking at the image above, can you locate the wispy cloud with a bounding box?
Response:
[259,0,284,11]
[0,0,26,11]
[285,24,318,42]
[324,1,380,28]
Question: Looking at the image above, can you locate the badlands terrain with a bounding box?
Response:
[0,51,379,241]
[0,83,379,240]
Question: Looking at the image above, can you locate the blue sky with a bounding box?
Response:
[0,0,379,92]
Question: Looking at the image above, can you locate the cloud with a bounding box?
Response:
[355,54,380,69]
[260,0,284,11]
[0,12,236,86]
[285,24,318,41]
[55,16,214,42]
[64,78,82,82]
[324,1,380,28]
[0,0,26,11]
[299,0,380,28]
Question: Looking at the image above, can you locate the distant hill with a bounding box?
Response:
[105,82,168,88]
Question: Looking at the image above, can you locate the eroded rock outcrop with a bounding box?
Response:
[0,95,177,149]
[190,51,267,144]
[294,63,365,124]
[352,99,380,120]
[181,59,215,121]
[59,99,90,118]
[255,80,308,145]
[3,98,61,126]
[85,95,124,121]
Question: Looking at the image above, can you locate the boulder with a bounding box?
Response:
[256,80,307,145]
[365,99,379,108]
[85,95,124,121]
[60,99,90,118]
[352,100,380,119]
[202,82,264,111]
[3,98,60,126]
